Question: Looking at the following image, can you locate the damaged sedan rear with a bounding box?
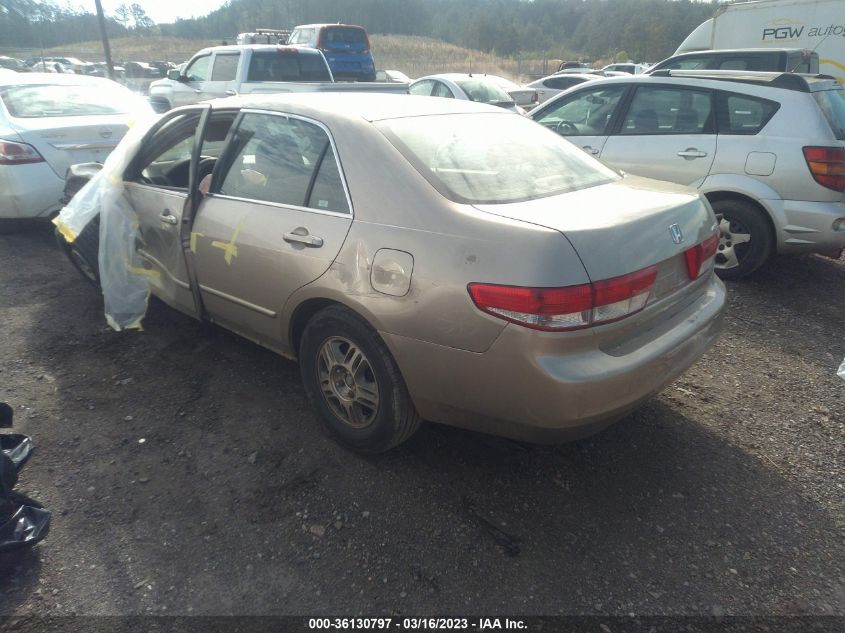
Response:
[55,93,725,452]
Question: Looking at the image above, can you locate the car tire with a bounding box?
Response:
[58,215,100,290]
[710,199,773,280]
[299,305,422,453]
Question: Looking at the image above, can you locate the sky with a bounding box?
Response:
[98,0,229,25]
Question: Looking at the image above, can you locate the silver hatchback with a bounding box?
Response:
[530,71,845,278]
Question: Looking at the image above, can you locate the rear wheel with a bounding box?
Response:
[57,216,100,290]
[299,305,421,453]
[710,199,773,280]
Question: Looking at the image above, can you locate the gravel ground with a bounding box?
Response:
[0,227,843,617]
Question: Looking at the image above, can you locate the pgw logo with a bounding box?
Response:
[762,19,804,40]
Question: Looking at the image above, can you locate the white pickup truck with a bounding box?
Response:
[148,44,407,112]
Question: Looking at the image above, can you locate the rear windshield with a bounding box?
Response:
[377,113,619,204]
[0,83,142,118]
[324,27,367,44]
[454,79,513,105]
[247,50,331,82]
[813,88,845,141]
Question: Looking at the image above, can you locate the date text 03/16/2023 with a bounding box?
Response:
[307,618,528,630]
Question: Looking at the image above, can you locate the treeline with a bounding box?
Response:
[0,0,158,50]
[160,0,719,61]
[0,0,719,62]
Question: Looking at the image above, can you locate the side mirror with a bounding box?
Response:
[168,69,182,81]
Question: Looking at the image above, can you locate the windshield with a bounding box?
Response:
[814,87,845,141]
[454,79,513,105]
[0,83,147,118]
[377,113,618,204]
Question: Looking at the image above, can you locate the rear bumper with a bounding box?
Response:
[384,276,726,442]
[0,164,64,219]
[771,198,845,253]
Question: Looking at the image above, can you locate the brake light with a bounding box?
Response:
[531,92,539,103]
[276,46,298,54]
[0,139,44,165]
[363,33,371,55]
[684,230,720,280]
[468,265,657,331]
[803,146,845,192]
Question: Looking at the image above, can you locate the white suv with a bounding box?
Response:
[529,70,845,278]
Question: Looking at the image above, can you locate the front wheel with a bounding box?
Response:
[299,305,421,453]
[57,215,100,290]
[710,199,773,280]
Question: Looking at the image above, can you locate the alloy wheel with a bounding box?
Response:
[715,214,752,270]
[316,336,380,429]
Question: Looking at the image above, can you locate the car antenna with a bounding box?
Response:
[789,34,829,73]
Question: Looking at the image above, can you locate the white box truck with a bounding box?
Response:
[676,0,845,83]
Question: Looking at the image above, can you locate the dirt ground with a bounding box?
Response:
[0,227,843,617]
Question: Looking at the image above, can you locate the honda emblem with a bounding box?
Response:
[669,223,684,244]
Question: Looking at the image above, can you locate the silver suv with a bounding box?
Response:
[529,70,845,278]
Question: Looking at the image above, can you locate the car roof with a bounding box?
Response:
[211,92,509,122]
[195,44,325,56]
[294,23,365,29]
[644,70,838,92]
[666,48,810,56]
[414,73,501,83]
[0,73,121,87]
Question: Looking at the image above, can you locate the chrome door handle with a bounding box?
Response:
[677,149,708,158]
[225,89,237,96]
[160,211,178,225]
[582,146,600,155]
[284,231,323,247]
[194,88,202,94]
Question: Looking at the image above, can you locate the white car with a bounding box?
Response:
[526,73,600,105]
[484,75,538,110]
[409,73,525,114]
[602,63,650,75]
[529,71,845,278]
[0,73,152,231]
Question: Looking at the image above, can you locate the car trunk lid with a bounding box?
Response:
[473,176,718,299]
[11,115,127,179]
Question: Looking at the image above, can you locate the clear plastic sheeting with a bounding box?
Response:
[54,115,157,331]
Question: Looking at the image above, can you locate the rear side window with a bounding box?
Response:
[813,88,845,140]
[619,86,713,135]
[661,56,712,71]
[218,112,349,213]
[716,92,780,135]
[247,51,331,82]
[211,54,239,81]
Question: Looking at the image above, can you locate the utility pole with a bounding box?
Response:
[93,0,115,80]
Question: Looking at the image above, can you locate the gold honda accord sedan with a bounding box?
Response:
[57,93,726,452]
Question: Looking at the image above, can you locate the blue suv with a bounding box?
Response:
[287,24,376,82]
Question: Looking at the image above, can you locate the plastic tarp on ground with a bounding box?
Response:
[54,115,158,331]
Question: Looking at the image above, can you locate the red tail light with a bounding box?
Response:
[684,230,720,280]
[0,139,44,165]
[803,146,845,192]
[531,92,539,103]
[363,32,371,54]
[468,265,657,331]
